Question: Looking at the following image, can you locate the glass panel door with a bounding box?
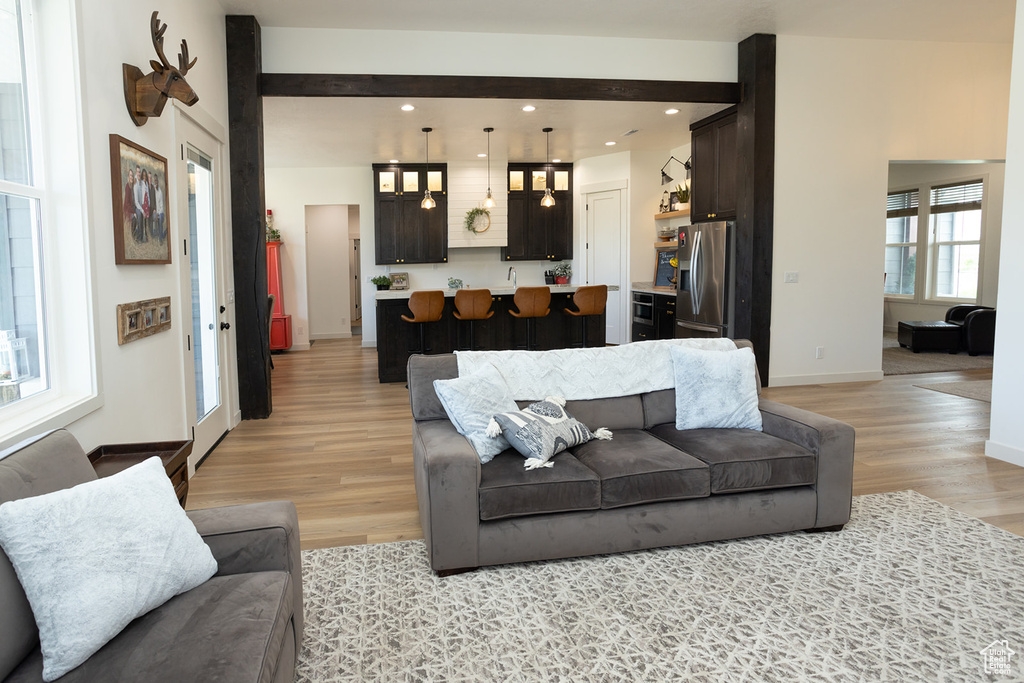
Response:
[187,147,219,421]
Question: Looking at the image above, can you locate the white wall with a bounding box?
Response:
[305,205,352,340]
[448,159,509,249]
[883,162,1004,330]
[987,1,1024,467]
[66,0,232,450]
[771,36,1011,386]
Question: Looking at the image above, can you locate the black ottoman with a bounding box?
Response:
[897,321,961,353]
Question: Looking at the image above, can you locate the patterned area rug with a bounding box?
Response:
[882,331,993,376]
[297,492,1024,682]
[914,379,993,402]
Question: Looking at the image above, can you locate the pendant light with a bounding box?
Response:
[540,127,555,208]
[421,127,436,210]
[482,127,496,209]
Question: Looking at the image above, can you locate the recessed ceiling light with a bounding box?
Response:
[389,159,399,163]
[665,108,680,115]
[605,141,616,146]
[477,153,487,158]
[522,105,536,112]
[401,104,415,111]
[552,159,561,163]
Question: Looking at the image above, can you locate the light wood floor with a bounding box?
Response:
[186,338,1022,549]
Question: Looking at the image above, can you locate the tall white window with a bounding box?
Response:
[0,0,47,408]
[0,0,96,448]
[929,180,982,300]
[883,178,985,305]
[884,189,918,297]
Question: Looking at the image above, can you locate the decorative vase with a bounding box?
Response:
[376,284,390,291]
[555,276,569,285]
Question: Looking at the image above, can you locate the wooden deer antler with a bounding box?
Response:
[123,11,200,126]
[178,39,196,76]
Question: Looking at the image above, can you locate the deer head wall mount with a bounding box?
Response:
[122,11,199,126]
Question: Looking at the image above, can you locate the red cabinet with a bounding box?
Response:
[267,241,292,350]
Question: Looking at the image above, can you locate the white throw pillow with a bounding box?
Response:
[670,345,762,431]
[0,457,218,682]
[433,362,520,463]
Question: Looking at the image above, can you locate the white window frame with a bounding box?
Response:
[926,179,985,304]
[883,174,987,308]
[883,188,919,300]
[0,0,99,450]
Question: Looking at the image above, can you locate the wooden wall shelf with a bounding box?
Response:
[654,208,690,220]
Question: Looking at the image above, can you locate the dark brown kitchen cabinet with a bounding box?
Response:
[502,163,573,261]
[690,108,737,223]
[373,163,448,265]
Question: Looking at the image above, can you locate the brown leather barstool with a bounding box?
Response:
[401,290,445,354]
[509,286,551,350]
[564,285,608,348]
[453,289,494,351]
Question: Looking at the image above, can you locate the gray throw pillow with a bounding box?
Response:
[0,457,218,682]
[670,345,762,431]
[433,362,520,463]
[489,396,608,463]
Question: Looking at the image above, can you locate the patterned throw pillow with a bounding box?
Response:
[487,396,611,465]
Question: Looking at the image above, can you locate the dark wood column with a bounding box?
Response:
[226,15,271,419]
[735,34,776,385]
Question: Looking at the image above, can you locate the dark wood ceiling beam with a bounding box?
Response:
[260,73,741,104]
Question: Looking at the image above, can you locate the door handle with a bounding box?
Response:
[220,322,231,330]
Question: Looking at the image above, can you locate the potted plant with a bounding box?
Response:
[266,226,281,243]
[371,275,391,291]
[553,262,572,285]
[674,182,690,210]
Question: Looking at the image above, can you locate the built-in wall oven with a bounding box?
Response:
[632,291,655,326]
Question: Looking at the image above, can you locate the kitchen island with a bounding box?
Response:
[375,285,618,383]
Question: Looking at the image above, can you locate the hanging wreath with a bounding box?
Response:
[464,207,491,233]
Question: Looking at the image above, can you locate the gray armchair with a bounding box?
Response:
[0,430,302,683]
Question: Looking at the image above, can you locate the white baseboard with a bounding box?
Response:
[286,342,311,351]
[768,370,884,387]
[362,338,377,348]
[985,440,1024,468]
[309,332,353,340]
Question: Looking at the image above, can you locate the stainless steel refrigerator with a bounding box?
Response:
[675,221,732,338]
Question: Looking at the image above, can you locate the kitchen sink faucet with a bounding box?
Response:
[508,266,516,289]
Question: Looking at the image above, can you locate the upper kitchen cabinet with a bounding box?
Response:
[502,163,573,261]
[373,163,448,265]
[690,107,737,223]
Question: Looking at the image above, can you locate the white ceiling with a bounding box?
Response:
[236,0,1015,168]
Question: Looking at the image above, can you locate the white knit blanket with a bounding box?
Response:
[455,338,737,401]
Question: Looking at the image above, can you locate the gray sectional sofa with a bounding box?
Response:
[0,430,302,683]
[408,341,856,574]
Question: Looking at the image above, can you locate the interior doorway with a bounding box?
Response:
[305,205,353,340]
[584,182,628,345]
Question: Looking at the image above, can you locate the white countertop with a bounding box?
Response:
[375,284,620,300]
[631,282,676,297]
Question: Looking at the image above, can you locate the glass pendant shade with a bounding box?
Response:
[541,127,555,207]
[421,127,434,210]
[483,189,495,208]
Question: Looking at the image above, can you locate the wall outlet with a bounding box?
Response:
[784,271,799,283]
[815,346,824,359]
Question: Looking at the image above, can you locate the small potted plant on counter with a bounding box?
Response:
[371,275,391,291]
[553,262,572,285]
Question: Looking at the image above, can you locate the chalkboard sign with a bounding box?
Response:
[653,247,677,290]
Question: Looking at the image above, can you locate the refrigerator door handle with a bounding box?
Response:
[689,228,700,317]
[677,320,722,334]
[694,228,704,316]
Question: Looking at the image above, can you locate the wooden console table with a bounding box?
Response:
[87,440,193,507]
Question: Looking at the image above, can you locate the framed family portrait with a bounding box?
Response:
[109,134,171,265]
[389,272,409,290]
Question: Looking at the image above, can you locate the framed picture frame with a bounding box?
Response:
[109,134,171,265]
[117,296,172,345]
[389,272,410,290]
